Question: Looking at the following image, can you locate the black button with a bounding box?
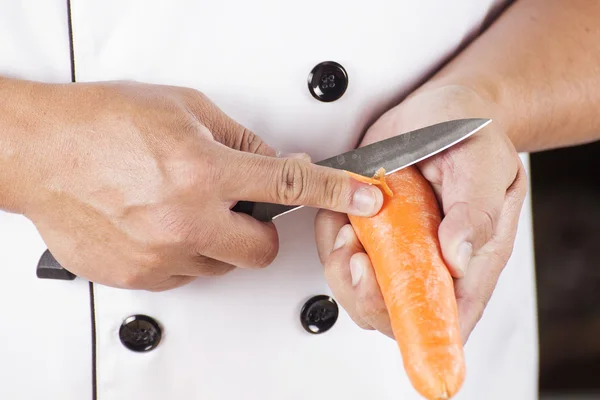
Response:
[307,61,348,102]
[300,295,339,334]
[119,315,162,352]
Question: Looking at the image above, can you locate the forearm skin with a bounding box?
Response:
[416,0,600,153]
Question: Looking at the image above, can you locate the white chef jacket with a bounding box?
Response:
[0,1,538,399]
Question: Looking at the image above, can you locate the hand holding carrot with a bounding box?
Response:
[314,85,527,345]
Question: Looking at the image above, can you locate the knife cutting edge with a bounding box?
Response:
[36,117,491,280]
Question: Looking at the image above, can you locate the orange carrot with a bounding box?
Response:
[346,166,465,400]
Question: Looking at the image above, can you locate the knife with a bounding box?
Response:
[36,118,491,280]
[231,118,491,221]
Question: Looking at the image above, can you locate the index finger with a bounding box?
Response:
[216,146,384,217]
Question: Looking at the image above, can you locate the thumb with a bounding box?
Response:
[217,148,384,217]
[424,134,516,279]
[438,201,501,278]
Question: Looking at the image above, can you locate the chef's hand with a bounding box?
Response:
[314,85,528,343]
[19,80,383,291]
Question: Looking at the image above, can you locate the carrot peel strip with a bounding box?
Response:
[345,167,393,197]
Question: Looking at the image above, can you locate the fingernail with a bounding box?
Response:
[456,242,473,275]
[352,187,379,215]
[332,225,351,252]
[350,255,364,286]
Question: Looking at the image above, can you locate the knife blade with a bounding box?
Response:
[232,118,491,221]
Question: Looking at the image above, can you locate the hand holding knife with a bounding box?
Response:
[36,118,491,280]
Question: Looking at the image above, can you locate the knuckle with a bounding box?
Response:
[444,202,497,246]
[180,88,220,130]
[237,128,265,154]
[275,159,311,204]
[322,174,347,209]
[177,114,202,137]
[163,149,218,194]
[474,205,497,242]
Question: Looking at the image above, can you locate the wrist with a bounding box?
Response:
[0,77,62,214]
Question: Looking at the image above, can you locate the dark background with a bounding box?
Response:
[530,141,600,395]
